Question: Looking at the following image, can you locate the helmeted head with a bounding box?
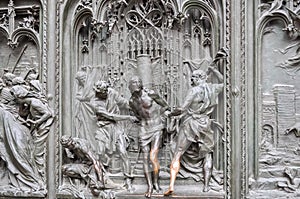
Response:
[128,76,143,94]
[27,73,39,81]
[93,80,109,99]
[191,69,207,86]
[12,76,26,86]
[3,72,16,86]
[61,135,75,149]
[10,85,29,99]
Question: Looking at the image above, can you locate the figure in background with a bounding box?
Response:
[1,72,16,112]
[11,85,54,178]
[73,66,97,151]
[0,79,44,192]
[128,76,170,198]
[164,66,224,195]
[92,80,137,192]
[25,73,47,102]
[261,124,274,151]
[61,136,105,196]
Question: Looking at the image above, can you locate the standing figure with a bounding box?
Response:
[73,67,97,151]
[128,76,169,198]
[164,66,223,195]
[26,73,46,100]
[92,80,137,192]
[1,72,16,112]
[11,85,54,177]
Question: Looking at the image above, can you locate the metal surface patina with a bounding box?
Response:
[0,0,299,198]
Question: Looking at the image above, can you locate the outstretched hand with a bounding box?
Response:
[26,119,36,125]
[129,116,139,123]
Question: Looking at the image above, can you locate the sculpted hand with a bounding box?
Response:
[129,116,139,123]
[26,119,41,126]
[163,110,171,118]
[26,119,36,125]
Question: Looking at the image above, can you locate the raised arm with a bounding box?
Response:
[208,65,224,82]
[148,90,169,110]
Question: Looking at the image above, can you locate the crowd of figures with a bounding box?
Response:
[0,57,225,198]
[0,69,54,194]
[61,53,226,198]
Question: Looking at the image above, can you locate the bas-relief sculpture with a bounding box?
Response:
[248,0,300,198]
[60,0,227,198]
[1,0,300,198]
[0,0,53,198]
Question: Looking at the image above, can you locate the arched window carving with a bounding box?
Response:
[60,1,226,198]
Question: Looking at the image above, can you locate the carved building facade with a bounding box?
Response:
[0,0,298,198]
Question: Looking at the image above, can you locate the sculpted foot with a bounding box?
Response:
[203,185,211,192]
[127,184,135,193]
[145,186,153,198]
[153,183,161,193]
[126,178,135,193]
[163,189,174,196]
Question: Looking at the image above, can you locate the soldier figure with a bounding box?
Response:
[92,80,137,192]
[164,66,224,195]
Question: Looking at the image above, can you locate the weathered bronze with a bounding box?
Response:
[0,0,299,198]
[129,76,170,198]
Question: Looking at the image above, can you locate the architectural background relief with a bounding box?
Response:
[59,0,226,198]
[0,0,298,199]
[249,0,300,198]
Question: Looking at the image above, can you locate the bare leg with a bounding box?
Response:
[142,145,153,198]
[150,148,160,192]
[118,137,134,192]
[164,135,191,196]
[150,134,162,192]
[95,160,105,188]
[163,156,180,196]
[203,152,213,192]
[87,151,105,188]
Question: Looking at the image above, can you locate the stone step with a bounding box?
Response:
[57,184,225,199]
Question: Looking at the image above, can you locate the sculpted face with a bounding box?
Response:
[10,85,29,103]
[191,70,207,86]
[129,76,143,94]
[61,135,75,149]
[94,81,109,99]
[75,71,87,86]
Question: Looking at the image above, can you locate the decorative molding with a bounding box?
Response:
[42,0,48,102]
[55,0,63,191]
[225,0,232,198]
[240,0,247,198]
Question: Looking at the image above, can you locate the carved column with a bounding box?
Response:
[136,54,152,87]
[47,0,57,199]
